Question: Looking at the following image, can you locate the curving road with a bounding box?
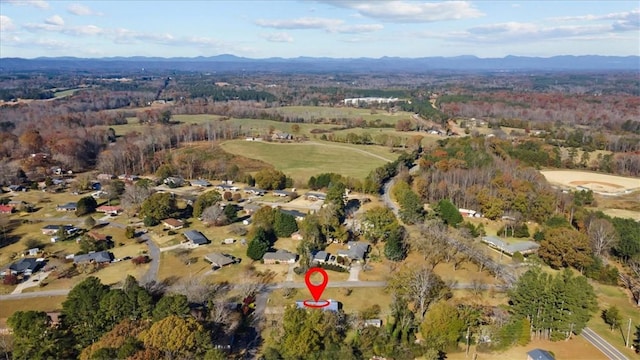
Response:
[581,327,629,360]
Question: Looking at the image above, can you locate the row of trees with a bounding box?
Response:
[7,276,234,359]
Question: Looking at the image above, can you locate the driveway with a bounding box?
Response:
[140,234,160,285]
[11,271,53,294]
[348,263,361,281]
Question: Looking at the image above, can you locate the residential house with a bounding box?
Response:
[41,225,77,236]
[163,176,185,187]
[305,192,326,201]
[204,253,236,268]
[295,299,340,312]
[73,251,113,264]
[312,250,329,264]
[527,349,555,360]
[8,185,25,192]
[56,202,77,212]
[184,230,210,246]
[481,236,540,256]
[215,184,240,192]
[96,205,123,215]
[337,241,369,262]
[86,231,109,242]
[263,249,297,264]
[0,205,13,214]
[242,203,262,215]
[279,209,306,221]
[364,319,383,328]
[117,174,139,181]
[190,179,212,188]
[91,190,108,199]
[97,174,114,181]
[273,190,294,197]
[163,218,185,230]
[458,208,481,218]
[244,187,266,196]
[2,258,43,276]
[272,132,293,141]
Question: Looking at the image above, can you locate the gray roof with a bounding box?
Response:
[481,236,540,255]
[190,179,211,187]
[184,230,210,245]
[312,251,329,262]
[527,349,555,360]
[296,299,340,311]
[74,251,113,264]
[204,253,235,267]
[279,209,306,220]
[9,258,42,273]
[338,242,369,260]
[263,249,297,262]
[242,203,262,212]
[305,192,326,200]
[57,202,77,210]
[244,187,266,194]
[43,224,75,231]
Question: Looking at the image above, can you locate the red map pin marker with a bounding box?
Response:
[305,267,328,302]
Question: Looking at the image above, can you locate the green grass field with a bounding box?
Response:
[220,140,395,181]
[587,283,639,359]
[270,106,414,124]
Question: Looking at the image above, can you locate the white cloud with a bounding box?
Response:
[255,16,382,34]
[437,21,611,43]
[2,0,49,9]
[45,15,65,26]
[0,15,16,32]
[67,3,103,16]
[255,17,343,30]
[336,23,383,33]
[322,0,484,23]
[261,32,294,43]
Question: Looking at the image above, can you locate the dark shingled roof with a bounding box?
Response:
[184,230,210,245]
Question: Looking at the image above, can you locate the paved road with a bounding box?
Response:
[0,289,70,300]
[582,327,629,360]
[382,179,399,216]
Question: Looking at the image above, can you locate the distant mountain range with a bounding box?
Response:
[1,55,638,73]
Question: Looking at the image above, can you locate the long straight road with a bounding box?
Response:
[581,327,629,360]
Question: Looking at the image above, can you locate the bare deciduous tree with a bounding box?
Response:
[587,218,618,259]
[388,266,449,320]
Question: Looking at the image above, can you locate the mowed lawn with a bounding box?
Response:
[220,140,393,181]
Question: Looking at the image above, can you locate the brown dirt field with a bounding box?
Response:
[540,170,640,194]
[445,337,607,360]
[570,180,625,189]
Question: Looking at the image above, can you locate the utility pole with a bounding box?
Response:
[466,327,470,357]
[626,318,632,348]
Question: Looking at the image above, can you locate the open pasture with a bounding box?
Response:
[220,140,395,181]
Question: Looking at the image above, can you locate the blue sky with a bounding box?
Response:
[0,0,638,58]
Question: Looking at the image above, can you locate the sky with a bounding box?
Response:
[0,0,638,59]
